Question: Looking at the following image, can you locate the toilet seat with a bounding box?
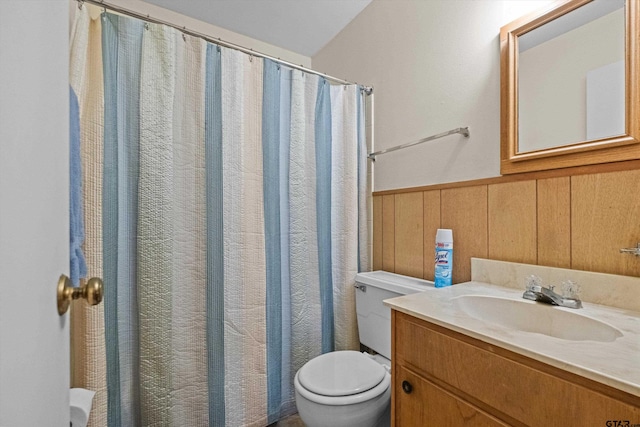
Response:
[295,351,391,406]
[298,351,385,397]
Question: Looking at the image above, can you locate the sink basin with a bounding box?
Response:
[451,295,623,342]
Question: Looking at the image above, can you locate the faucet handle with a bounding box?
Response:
[525,275,542,291]
[561,280,581,299]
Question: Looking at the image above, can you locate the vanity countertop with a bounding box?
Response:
[384,281,640,398]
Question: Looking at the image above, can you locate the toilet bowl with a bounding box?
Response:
[293,271,434,427]
[294,351,391,427]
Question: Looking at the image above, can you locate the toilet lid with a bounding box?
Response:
[298,351,386,397]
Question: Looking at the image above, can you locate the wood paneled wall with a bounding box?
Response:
[373,168,640,283]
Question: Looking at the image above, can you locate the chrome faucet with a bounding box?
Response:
[522,276,582,309]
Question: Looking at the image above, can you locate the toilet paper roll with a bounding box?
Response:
[70,388,96,427]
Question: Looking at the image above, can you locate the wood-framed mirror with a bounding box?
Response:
[500,0,640,175]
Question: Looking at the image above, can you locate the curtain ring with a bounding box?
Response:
[78,0,84,10]
[182,33,187,42]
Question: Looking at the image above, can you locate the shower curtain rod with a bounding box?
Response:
[77,0,373,95]
[368,127,470,160]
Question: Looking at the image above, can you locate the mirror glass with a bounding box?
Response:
[517,0,625,153]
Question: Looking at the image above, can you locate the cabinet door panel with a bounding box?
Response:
[394,365,508,427]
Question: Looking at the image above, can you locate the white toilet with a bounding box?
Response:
[294,271,434,427]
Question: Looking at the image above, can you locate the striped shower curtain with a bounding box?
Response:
[70,7,369,427]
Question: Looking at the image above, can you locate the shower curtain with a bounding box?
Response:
[70,6,369,427]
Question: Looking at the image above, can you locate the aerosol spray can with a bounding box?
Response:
[434,229,453,288]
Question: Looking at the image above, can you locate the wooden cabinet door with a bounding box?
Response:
[394,365,508,427]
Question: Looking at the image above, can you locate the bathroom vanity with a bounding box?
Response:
[386,259,640,426]
[391,311,639,426]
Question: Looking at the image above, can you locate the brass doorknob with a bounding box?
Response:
[57,274,104,315]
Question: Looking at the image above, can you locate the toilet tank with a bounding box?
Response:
[354,271,434,360]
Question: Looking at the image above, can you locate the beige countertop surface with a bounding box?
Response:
[384,281,640,397]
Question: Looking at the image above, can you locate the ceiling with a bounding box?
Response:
[144,0,373,57]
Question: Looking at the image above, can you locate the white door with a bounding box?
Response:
[0,1,70,426]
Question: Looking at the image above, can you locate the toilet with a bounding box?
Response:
[294,271,434,427]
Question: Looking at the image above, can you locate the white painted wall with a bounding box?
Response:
[69,0,311,68]
[313,0,553,191]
